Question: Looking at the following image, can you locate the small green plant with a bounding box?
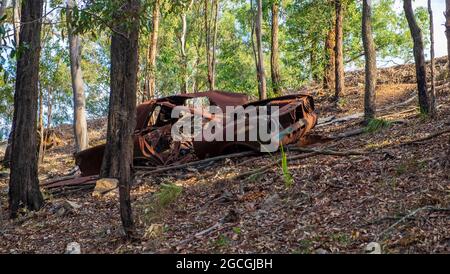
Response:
[232,227,242,234]
[337,98,348,108]
[364,118,392,133]
[142,183,182,223]
[215,234,230,247]
[156,183,182,208]
[395,159,427,176]
[330,233,351,246]
[280,144,294,188]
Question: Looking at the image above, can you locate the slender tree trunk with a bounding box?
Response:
[428,0,436,116]
[9,0,44,218]
[3,0,21,167]
[38,83,44,165]
[323,6,336,91]
[67,0,89,152]
[205,0,213,91]
[250,0,259,91]
[334,0,344,102]
[404,0,429,114]
[362,0,377,123]
[147,0,160,99]
[0,0,7,19]
[310,38,320,82]
[271,0,281,95]
[100,0,140,239]
[446,0,450,73]
[255,0,267,100]
[180,12,188,94]
[211,0,218,90]
[12,0,21,46]
[47,87,53,130]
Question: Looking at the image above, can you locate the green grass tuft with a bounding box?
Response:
[280,144,294,188]
[364,118,392,133]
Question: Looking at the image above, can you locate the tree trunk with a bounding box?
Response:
[0,0,7,19]
[334,0,344,102]
[446,0,450,73]
[147,0,160,99]
[3,0,21,167]
[323,4,336,91]
[404,0,429,114]
[12,0,21,46]
[180,12,188,94]
[310,37,320,82]
[203,0,218,90]
[428,0,436,116]
[362,0,377,123]
[9,0,44,218]
[38,83,44,165]
[211,0,218,90]
[47,87,53,130]
[256,0,267,100]
[271,0,281,95]
[100,0,140,239]
[67,0,89,152]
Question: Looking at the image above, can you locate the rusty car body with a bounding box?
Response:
[74,90,317,176]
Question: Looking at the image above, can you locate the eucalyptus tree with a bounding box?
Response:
[404,0,429,114]
[9,0,45,218]
[362,0,377,123]
[67,0,89,152]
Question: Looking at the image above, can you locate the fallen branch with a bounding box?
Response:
[317,95,417,128]
[290,146,371,156]
[174,222,235,248]
[40,174,79,187]
[137,151,256,176]
[376,206,450,240]
[393,128,450,147]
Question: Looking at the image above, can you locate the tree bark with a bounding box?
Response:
[404,0,429,114]
[38,83,44,165]
[67,0,89,152]
[9,0,44,218]
[179,0,193,94]
[446,0,450,73]
[100,0,140,238]
[211,0,218,90]
[270,0,281,95]
[428,0,436,116]
[256,0,267,100]
[146,0,160,99]
[323,2,336,91]
[3,0,21,167]
[334,0,344,102]
[203,0,219,91]
[180,12,188,94]
[12,0,21,46]
[362,0,377,123]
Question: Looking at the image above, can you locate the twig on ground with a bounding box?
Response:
[137,151,256,176]
[376,206,450,240]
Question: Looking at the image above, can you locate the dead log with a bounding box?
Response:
[393,127,450,147]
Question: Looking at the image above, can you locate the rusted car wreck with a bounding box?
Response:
[74,90,318,177]
[75,91,317,176]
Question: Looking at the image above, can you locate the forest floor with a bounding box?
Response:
[0,63,449,254]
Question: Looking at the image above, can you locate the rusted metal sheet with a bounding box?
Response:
[73,90,317,177]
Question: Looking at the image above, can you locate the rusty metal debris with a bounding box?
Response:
[42,90,317,190]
